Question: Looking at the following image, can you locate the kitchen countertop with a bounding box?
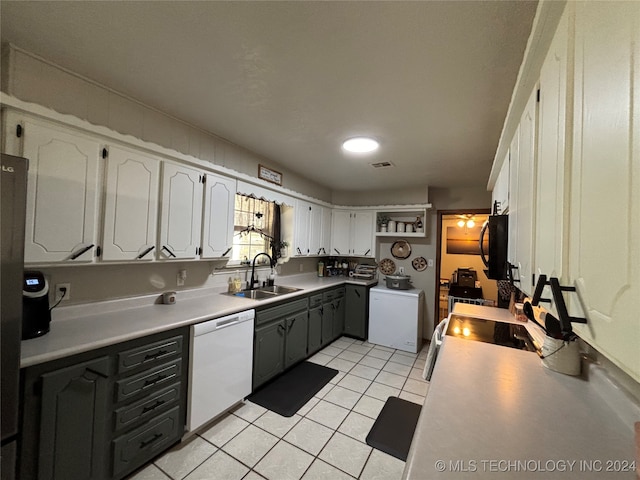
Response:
[403,334,638,479]
[20,274,378,368]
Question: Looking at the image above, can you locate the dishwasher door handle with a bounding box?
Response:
[215,317,246,329]
[193,309,255,336]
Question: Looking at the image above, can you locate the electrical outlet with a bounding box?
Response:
[428,259,434,267]
[299,263,304,272]
[177,269,187,287]
[399,266,405,274]
[55,283,71,301]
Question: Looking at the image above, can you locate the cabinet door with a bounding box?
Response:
[514,87,538,295]
[38,357,110,480]
[320,206,332,255]
[508,128,520,266]
[284,311,309,369]
[102,146,159,261]
[201,173,236,258]
[331,210,351,255]
[492,152,509,214]
[308,305,323,354]
[253,321,285,389]
[294,200,311,255]
[534,9,569,307]
[351,211,374,256]
[158,163,203,259]
[308,204,323,256]
[321,302,334,347]
[18,117,102,263]
[332,297,345,340]
[344,285,367,339]
[570,1,640,380]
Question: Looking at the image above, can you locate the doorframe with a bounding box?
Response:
[433,208,491,329]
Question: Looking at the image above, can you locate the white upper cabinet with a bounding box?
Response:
[292,200,328,256]
[293,199,311,255]
[569,1,640,378]
[507,130,520,267]
[491,152,509,214]
[201,172,236,259]
[10,114,102,263]
[101,146,159,261]
[513,87,538,295]
[158,162,203,260]
[320,206,332,255]
[534,9,569,309]
[331,210,374,257]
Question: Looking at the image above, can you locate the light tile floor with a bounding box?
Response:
[127,337,430,480]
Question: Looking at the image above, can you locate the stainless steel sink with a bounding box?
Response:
[257,285,303,295]
[225,285,303,300]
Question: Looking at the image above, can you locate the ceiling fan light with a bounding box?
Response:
[457,220,466,228]
[467,220,475,228]
[342,137,379,153]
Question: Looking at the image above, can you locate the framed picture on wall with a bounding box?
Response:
[258,164,282,186]
[446,226,487,255]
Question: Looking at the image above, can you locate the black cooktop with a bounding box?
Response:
[445,314,537,352]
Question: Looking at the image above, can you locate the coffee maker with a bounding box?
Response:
[22,271,51,339]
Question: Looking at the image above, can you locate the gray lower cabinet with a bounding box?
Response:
[344,284,369,339]
[20,327,189,480]
[253,321,286,388]
[308,294,323,355]
[253,298,309,390]
[322,287,345,344]
[36,357,111,480]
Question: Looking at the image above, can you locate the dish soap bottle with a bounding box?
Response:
[318,260,325,277]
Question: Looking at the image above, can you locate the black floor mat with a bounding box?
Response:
[366,396,422,461]
[248,362,338,417]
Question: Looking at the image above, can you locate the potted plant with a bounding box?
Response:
[377,214,391,232]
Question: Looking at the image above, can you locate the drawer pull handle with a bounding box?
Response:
[141,400,166,414]
[139,433,163,449]
[144,350,168,361]
[144,375,167,387]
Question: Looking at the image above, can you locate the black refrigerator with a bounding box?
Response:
[1,154,28,480]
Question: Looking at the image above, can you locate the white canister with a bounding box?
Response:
[388,220,396,232]
[406,223,414,233]
[396,222,405,233]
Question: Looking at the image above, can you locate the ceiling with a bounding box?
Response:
[0,1,537,192]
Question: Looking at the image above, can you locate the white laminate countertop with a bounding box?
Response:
[20,274,377,368]
[403,335,638,479]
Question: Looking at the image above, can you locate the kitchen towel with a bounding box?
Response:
[248,361,338,417]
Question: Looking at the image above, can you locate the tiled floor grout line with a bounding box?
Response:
[146,337,430,480]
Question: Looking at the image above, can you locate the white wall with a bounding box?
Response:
[1,45,331,203]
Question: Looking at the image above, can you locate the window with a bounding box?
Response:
[232,194,275,264]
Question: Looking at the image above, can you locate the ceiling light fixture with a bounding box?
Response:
[342,137,379,153]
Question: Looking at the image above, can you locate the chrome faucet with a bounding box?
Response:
[249,252,274,290]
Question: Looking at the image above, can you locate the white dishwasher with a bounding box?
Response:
[187,309,255,433]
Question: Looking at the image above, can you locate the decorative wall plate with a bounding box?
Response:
[412,256,428,272]
[379,258,396,275]
[391,240,411,259]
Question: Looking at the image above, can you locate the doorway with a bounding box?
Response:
[433,208,491,328]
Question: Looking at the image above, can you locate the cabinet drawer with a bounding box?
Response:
[323,288,345,303]
[113,382,181,432]
[117,335,183,374]
[115,360,182,402]
[256,298,308,326]
[112,406,181,477]
[309,294,323,308]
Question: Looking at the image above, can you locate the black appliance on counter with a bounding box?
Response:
[22,270,51,339]
[1,153,28,480]
[480,213,509,280]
